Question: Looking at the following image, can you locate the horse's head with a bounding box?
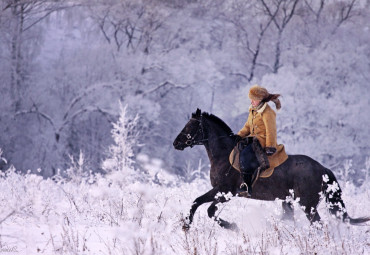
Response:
[173,108,206,150]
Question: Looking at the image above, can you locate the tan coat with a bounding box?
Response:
[238,103,288,171]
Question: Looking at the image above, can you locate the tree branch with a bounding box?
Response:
[142,81,190,96]
[0,210,15,224]
[229,72,249,80]
[259,0,282,30]
[58,107,115,134]
[63,82,120,121]
[15,109,56,131]
[333,0,357,33]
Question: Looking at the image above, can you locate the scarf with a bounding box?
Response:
[250,102,265,111]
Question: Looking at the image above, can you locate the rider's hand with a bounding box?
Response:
[234,135,243,143]
[265,147,277,156]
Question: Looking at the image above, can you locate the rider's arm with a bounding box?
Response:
[262,109,277,148]
[237,114,251,138]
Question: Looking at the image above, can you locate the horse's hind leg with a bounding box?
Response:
[207,200,238,231]
[303,205,321,224]
[282,201,294,221]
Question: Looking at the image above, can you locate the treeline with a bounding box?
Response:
[0,0,368,178]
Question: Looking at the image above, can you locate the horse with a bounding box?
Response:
[173,108,370,231]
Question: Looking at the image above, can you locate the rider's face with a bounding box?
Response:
[251,99,261,107]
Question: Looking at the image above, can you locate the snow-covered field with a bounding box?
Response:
[0,163,369,255]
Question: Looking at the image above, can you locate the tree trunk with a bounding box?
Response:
[248,35,263,81]
[210,84,215,113]
[10,4,24,112]
[273,29,282,73]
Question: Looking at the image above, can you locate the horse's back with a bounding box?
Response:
[277,154,327,195]
[279,154,326,172]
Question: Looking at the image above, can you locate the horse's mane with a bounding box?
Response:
[193,110,234,135]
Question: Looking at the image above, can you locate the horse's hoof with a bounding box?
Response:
[228,222,239,232]
[182,216,191,231]
[281,215,294,222]
[182,223,190,231]
[221,221,239,232]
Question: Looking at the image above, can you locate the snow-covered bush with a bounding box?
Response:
[65,151,90,184]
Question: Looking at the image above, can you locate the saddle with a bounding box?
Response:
[229,137,274,178]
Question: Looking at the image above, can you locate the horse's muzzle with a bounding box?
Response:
[173,140,185,150]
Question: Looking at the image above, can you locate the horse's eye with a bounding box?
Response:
[187,134,191,139]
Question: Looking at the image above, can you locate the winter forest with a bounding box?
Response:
[0,0,369,254]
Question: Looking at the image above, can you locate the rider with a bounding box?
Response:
[236,85,288,196]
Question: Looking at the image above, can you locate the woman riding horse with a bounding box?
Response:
[173,106,370,230]
[236,85,288,196]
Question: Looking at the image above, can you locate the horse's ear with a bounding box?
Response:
[196,108,201,117]
[191,108,202,118]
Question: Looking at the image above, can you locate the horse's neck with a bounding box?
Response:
[203,119,231,162]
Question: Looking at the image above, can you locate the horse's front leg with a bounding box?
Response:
[281,201,294,221]
[183,187,220,230]
[207,200,239,232]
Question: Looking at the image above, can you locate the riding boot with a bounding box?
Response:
[238,143,258,197]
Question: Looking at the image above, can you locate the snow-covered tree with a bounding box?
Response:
[102,102,140,174]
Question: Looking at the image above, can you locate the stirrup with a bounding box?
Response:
[240,182,248,189]
[238,183,251,197]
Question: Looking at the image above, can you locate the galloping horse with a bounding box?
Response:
[173,109,370,230]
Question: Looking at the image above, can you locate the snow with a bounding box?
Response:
[0,164,369,254]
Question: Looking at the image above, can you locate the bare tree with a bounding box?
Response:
[304,0,325,23]
[303,0,358,32]
[259,0,300,73]
[298,0,360,47]
[228,1,280,81]
[88,0,166,53]
[12,82,118,175]
[1,0,79,111]
[332,0,358,33]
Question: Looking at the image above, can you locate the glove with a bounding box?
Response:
[233,135,243,143]
[265,147,277,156]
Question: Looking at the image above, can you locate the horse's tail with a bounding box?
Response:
[323,168,370,225]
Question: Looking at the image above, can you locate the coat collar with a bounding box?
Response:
[249,102,267,114]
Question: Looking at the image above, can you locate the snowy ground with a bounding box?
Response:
[0,166,369,255]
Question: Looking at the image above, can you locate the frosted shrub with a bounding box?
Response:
[339,159,355,190]
[360,156,370,191]
[102,102,140,174]
[0,148,7,164]
[182,159,207,183]
[65,151,90,184]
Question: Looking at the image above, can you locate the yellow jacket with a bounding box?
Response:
[238,103,288,170]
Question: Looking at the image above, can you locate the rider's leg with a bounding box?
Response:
[239,144,260,196]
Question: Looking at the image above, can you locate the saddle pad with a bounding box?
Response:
[229,147,275,178]
[259,167,274,178]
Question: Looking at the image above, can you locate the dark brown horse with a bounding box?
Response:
[173,109,370,230]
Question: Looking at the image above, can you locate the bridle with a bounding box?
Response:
[179,116,235,177]
[180,117,208,147]
[180,117,234,148]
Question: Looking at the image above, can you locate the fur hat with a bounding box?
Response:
[248,85,269,101]
[248,84,281,110]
